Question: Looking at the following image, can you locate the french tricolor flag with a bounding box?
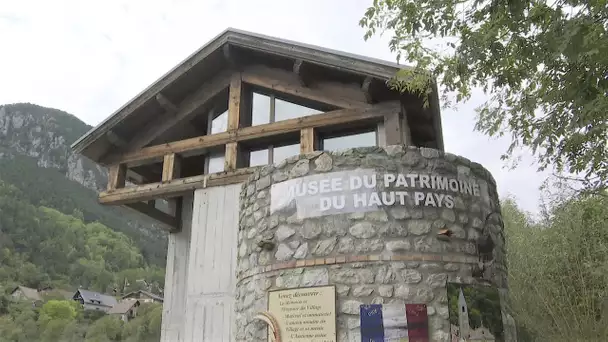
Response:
[360,303,429,342]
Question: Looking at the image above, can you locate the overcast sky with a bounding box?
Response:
[0,0,550,214]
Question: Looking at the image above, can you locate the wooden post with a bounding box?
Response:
[224,72,243,171]
[300,127,315,154]
[107,164,127,191]
[400,105,413,146]
[224,142,239,171]
[384,111,404,145]
[162,153,181,182]
[227,73,242,131]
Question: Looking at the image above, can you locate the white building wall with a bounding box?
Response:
[161,184,241,342]
[161,194,194,342]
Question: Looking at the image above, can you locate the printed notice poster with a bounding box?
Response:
[268,286,336,342]
[447,283,504,341]
[270,169,488,219]
[360,303,429,342]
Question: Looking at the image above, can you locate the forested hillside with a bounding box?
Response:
[0,181,165,293]
[0,103,168,341]
[0,103,167,266]
[0,180,165,340]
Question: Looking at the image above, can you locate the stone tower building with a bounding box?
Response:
[72,28,517,341]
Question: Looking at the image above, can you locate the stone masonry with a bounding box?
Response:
[234,145,517,342]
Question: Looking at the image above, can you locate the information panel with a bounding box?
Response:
[268,286,336,342]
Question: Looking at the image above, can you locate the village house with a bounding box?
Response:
[72,289,118,313]
[109,299,141,322]
[10,286,42,306]
[10,285,73,304]
[122,290,163,303]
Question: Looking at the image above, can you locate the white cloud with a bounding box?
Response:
[0,0,550,213]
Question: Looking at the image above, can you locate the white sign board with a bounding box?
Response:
[270,169,486,219]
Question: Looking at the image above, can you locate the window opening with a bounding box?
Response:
[321,130,378,152]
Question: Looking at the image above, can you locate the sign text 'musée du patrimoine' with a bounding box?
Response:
[270,169,488,219]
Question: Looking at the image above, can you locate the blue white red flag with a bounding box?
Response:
[360,303,429,342]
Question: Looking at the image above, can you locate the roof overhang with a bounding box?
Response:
[72,28,440,163]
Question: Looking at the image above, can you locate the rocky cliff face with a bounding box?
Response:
[0,103,106,191]
[0,103,167,266]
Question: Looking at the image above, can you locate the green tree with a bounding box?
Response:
[38,300,81,342]
[39,300,79,323]
[361,0,608,193]
[121,303,163,342]
[85,316,124,342]
[504,195,608,341]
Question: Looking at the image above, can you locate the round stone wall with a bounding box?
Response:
[234,145,516,342]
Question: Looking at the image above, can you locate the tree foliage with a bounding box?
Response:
[0,178,166,341]
[361,0,608,193]
[0,299,162,342]
[0,180,164,294]
[504,194,608,341]
[0,151,167,266]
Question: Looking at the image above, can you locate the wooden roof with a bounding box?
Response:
[71,28,441,163]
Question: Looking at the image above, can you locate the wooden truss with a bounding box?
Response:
[99,64,415,231]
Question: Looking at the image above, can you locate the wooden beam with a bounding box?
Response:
[107,164,127,191]
[400,105,413,146]
[106,131,127,147]
[241,65,370,109]
[300,127,315,154]
[362,76,374,103]
[429,81,445,151]
[103,102,399,166]
[126,170,148,184]
[228,73,242,130]
[125,70,232,151]
[162,153,181,182]
[224,142,238,171]
[155,93,178,113]
[100,168,256,205]
[124,201,179,231]
[384,110,404,145]
[223,44,239,70]
[293,59,311,86]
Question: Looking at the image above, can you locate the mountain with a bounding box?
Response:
[0,103,168,267]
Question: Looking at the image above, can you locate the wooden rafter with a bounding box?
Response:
[241,65,370,109]
[124,70,232,152]
[362,76,374,104]
[103,102,399,167]
[155,93,178,113]
[293,59,311,87]
[106,131,127,147]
